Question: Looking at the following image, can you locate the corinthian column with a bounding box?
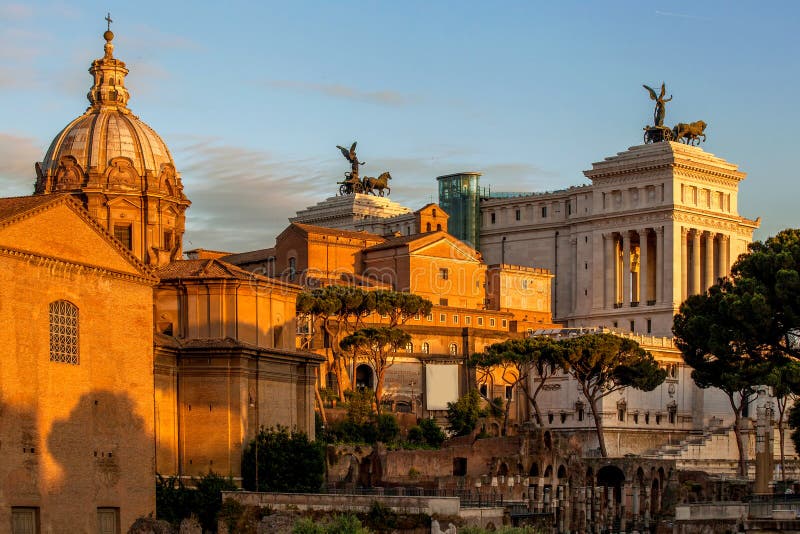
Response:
[692,230,702,295]
[704,231,715,291]
[655,226,664,304]
[622,232,631,306]
[681,227,689,301]
[639,228,649,305]
[605,233,616,308]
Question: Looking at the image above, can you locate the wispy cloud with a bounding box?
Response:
[174,137,337,252]
[655,10,712,21]
[0,133,41,196]
[266,79,416,107]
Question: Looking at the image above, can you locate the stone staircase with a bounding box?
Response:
[642,426,744,475]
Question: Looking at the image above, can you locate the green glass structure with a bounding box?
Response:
[437,172,482,250]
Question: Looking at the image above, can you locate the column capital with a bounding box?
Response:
[654,225,665,235]
[681,226,690,237]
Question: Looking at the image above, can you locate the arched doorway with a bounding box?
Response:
[355,364,374,389]
[596,465,625,511]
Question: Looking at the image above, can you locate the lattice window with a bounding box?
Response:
[49,300,79,364]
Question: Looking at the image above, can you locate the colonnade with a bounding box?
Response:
[603,227,731,309]
[603,227,664,309]
[680,227,730,301]
[525,479,663,533]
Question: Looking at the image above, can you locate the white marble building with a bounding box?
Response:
[480,142,759,337]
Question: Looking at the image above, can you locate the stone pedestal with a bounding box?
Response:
[291,193,411,231]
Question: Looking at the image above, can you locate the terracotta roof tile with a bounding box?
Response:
[0,194,69,224]
[223,248,275,265]
[156,258,265,281]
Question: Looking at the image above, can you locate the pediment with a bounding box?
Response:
[0,199,150,279]
[106,196,142,210]
[412,236,481,263]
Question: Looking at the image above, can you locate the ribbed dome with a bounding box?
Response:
[35,28,182,194]
[40,109,174,178]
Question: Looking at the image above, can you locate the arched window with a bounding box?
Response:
[49,300,79,364]
[421,342,430,354]
[288,257,297,280]
[405,342,413,353]
[449,343,458,355]
[426,222,431,232]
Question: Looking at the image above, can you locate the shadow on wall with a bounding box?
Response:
[0,399,40,502]
[46,390,155,531]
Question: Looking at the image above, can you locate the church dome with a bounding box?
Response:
[35,29,183,197]
[33,25,190,267]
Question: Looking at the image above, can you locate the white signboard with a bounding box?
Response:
[425,364,459,410]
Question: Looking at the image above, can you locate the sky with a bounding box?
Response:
[1,1,798,252]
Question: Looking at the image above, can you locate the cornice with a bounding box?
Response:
[0,246,157,285]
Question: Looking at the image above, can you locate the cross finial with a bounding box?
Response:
[105,13,113,31]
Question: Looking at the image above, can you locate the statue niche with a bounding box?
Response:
[53,156,85,191]
[105,157,139,190]
[157,163,177,197]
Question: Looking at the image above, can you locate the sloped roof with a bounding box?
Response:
[223,247,275,265]
[155,258,298,290]
[362,230,479,259]
[0,195,64,224]
[0,193,154,280]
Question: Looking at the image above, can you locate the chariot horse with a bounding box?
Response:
[672,120,707,146]
[362,172,392,196]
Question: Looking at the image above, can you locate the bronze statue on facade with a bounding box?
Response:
[642,83,675,143]
[673,120,707,145]
[336,142,392,196]
[362,172,392,197]
[336,142,364,194]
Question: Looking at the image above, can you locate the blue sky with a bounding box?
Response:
[1,1,798,251]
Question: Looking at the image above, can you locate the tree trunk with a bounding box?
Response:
[502,397,513,436]
[315,384,327,425]
[375,369,385,415]
[589,397,607,457]
[732,410,747,477]
[779,417,786,484]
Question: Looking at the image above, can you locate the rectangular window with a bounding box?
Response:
[414,313,420,321]
[477,317,484,326]
[50,300,79,365]
[515,209,521,221]
[440,313,446,322]
[426,313,433,321]
[439,298,448,306]
[501,319,507,328]
[11,508,38,534]
[490,212,496,224]
[630,320,635,332]
[453,315,459,324]
[97,508,119,534]
[439,268,449,280]
[541,206,547,218]
[465,316,471,325]
[113,223,132,250]
[163,230,173,250]
[647,319,652,334]
[489,318,496,327]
